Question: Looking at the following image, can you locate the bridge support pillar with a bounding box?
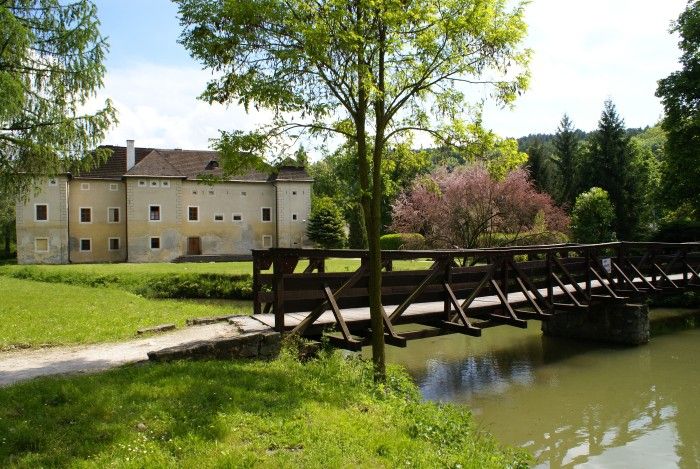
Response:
[542,302,649,345]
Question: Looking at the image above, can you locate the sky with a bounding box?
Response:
[91,0,688,153]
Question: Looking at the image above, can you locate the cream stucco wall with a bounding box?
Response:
[68,179,127,263]
[125,177,183,262]
[179,181,277,255]
[275,181,312,248]
[16,176,69,264]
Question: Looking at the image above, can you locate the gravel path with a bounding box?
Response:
[0,321,249,387]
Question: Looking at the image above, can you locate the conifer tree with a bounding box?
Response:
[581,100,645,240]
[524,138,553,194]
[307,197,347,249]
[551,114,579,207]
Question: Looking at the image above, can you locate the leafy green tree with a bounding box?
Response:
[656,1,700,219]
[551,114,579,207]
[175,0,529,380]
[579,100,646,239]
[1,0,117,195]
[347,204,368,249]
[570,187,616,243]
[307,197,347,249]
[0,190,15,258]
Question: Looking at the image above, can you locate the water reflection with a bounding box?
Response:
[373,312,700,468]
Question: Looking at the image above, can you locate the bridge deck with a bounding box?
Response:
[248,273,685,331]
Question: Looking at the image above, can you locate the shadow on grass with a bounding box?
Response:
[0,357,357,466]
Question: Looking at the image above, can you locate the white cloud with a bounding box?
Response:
[91,63,273,150]
[483,0,687,136]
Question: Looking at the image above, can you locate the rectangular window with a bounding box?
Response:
[214,214,224,221]
[108,207,120,223]
[232,213,242,222]
[161,180,170,188]
[48,179,58,187]
[150,237,160,250]
[109,183,119,191]
[188,206,199,222]
[241,191,247,196]
[149,205,160,221]
[35,238,49,253]
[79,238,91,252]
[80,183,90,191]
[35,204,48,222]
[262,235,273,248]
[150,180,159,188]
[108,238,120,251]
[80,207,92,223]
[292,213,298,221]
[261,207,272,222]
[292,191,297,195]
[138,180,147,187]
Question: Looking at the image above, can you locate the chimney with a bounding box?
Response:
[126,139,135,171]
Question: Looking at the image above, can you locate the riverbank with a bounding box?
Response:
[0,350,528,468]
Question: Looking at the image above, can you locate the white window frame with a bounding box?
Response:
[213,213,224,222]
[150,180,160,188]
[261,207,272,223]
[108,237,121,251]
[138,180,147,187]
[79,207,92,224]
[34,203,49,222]
[262,235,273,248]
[232,213,243,222]
[187,205,199,222]
[109,183,119,191]
[149,204,161,222]
[34,237,49,253]
[161,180,171,188]
[79,238,92,252]
[150,237,161,250]
[107,207,120,224]
[80,182,90,191]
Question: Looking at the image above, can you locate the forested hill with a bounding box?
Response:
[517,127,646,150]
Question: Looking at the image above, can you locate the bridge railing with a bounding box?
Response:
[252,242,700,348]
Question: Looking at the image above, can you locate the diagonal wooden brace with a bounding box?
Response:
[323,285,360,345]
[389,260,445,322]
[443,282,481,336]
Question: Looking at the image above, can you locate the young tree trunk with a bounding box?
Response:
[3,224,10,258]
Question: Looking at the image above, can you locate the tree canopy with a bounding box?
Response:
[0,0,116,194]
[175,0,530,379]
[656,0,700,219]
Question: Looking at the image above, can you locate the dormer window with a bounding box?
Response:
[205,160,219,170]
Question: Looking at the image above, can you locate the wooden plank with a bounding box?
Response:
[460,263,497,310]
[552,273,585,307]
[290,264,368,335]
[389,260,445,321]
[654,263,680,289]
[553,256,590,301]
[324,286,359,345]
[443,282,481,335]
[488,279,527,327]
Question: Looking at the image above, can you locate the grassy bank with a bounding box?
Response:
[0,351,528,468]
[0,277,251,349]
[0,259,431,301]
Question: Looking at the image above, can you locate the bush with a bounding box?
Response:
[571,187,616,243]
[307,197,347,248]
[0,266,253,300]
[652,219,700,242]
[380,233,425,250]
[480,231,569,247]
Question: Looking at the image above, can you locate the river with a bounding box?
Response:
[374,308,700,468]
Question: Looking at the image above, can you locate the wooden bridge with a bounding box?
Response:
[251,242,700,350]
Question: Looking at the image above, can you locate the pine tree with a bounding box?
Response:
[524,138,553,194]
[581,100,645,240]
[552,114,579,208]
[307,197,347,249]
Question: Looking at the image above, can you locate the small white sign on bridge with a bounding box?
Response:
[601,257,612,274]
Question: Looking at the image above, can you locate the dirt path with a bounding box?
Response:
[0,322,246,387]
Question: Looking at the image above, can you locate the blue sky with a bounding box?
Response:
[90,0,688,153]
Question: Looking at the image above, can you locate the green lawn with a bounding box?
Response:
[0,277,251,349]
[0,352,527,468]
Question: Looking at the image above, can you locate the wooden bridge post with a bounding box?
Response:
[272,252,285,332]
[585,247,592,298]
[444,256,452,319]
[253,255,262,316]
[546,252,554,303]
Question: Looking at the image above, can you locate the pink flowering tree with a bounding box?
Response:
[391,165,569,249]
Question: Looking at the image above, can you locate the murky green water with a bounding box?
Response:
[375,309,700,468]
